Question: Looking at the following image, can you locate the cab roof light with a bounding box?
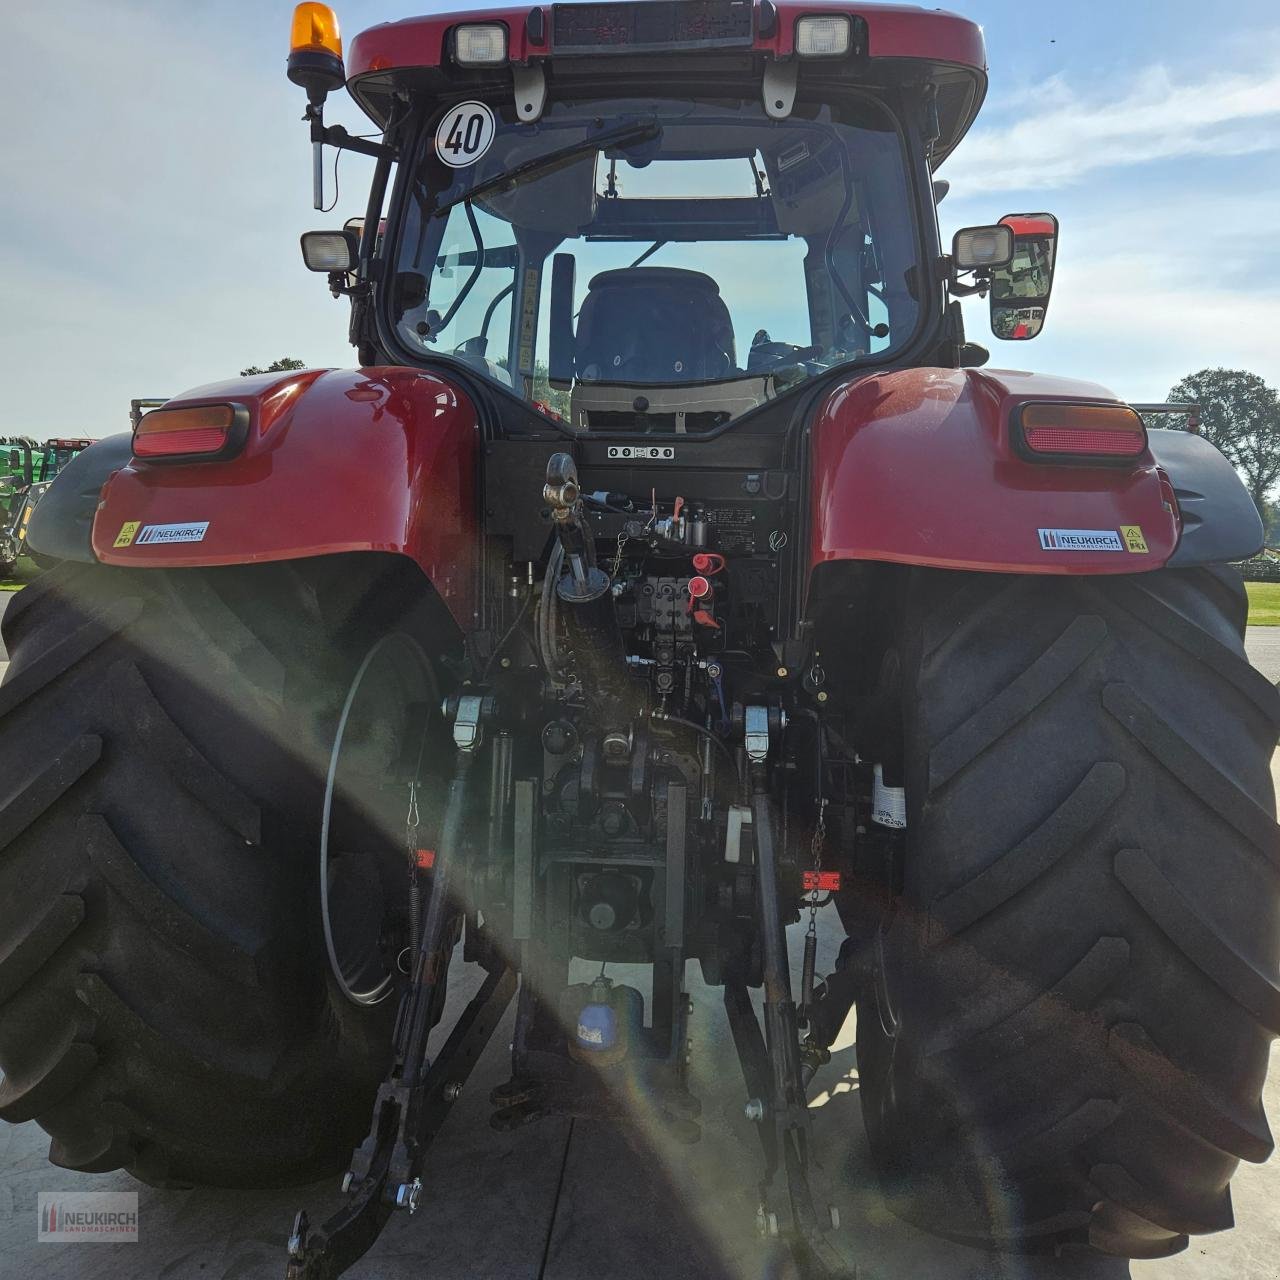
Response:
[454,23,508,66]
[795,14,852,58]
[1017,403,1148,461]
[290,2,342,59]
[133,404,249,462]
[288,3,344,107]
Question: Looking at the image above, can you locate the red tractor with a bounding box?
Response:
[6,3,1276,1275]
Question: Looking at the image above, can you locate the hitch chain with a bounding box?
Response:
[800,799,827,1021]
[609,508,655,582]
[405,781,422,966]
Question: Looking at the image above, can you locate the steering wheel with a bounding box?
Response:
[747,340,823,373]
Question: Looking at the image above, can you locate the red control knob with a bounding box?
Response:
[688,575,711,600]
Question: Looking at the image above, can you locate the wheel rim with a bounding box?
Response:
[320,633,441,1007]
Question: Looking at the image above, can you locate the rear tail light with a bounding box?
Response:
[133,404,249,461]
[1016,403,1148,462]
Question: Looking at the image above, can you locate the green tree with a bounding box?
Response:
[1165,368,1280,516]
[240,357,306,376]
[532,363,572,419]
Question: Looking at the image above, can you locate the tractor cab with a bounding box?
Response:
[292,1,1057,433]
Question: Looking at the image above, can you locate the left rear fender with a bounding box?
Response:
[91,367,480,627]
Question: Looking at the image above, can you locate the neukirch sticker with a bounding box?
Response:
[1038,528,1124,552]
[136,522,209,545]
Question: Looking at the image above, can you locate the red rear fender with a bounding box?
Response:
[809,367,1179,589]
[95,367,480,628]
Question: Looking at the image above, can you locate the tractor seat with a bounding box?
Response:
[575,267,736,385]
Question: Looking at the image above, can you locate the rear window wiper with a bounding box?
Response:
[430,120,662,216]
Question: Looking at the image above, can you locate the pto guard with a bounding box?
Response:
[808,367,1189,586]
[93,367,479,627]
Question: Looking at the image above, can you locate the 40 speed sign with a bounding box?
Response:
[435,102,496,169]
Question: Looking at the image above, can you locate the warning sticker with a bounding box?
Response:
[1038,528,1124,552]
[518,266,540,377]
[1120,525,1149,554]
[113,521,141,548]
[136,522,209,546]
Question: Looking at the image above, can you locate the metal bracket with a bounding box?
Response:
[724,804,753,863]
[763,59,799,120]
[512,64,547,123]
[451,695,487,754]
[745,705,772,764]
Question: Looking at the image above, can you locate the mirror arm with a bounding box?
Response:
[313,120,397,162]
[941,253,991,298]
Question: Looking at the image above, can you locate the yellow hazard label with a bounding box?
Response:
[1120,525,1149,554]
[114,521,141,548]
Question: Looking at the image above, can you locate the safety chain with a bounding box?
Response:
[404,780,422,969]
[610,527,630,581]
[806,798,828,940]
[609,508,657,582]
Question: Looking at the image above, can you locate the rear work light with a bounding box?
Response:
[454,23,508,65]
[795,14,852,57]
[133,404,249,462]
[1016,403,1148,462]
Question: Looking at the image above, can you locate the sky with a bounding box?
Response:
[3,0,1279,438]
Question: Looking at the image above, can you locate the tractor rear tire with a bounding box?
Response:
[857,566,1280,1258]
[0,557,447,1188]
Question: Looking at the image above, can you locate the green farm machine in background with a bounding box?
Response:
[0,437,94,576]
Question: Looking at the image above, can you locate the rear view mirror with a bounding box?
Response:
[300,229,359,273]
[547,253,577,390]
[989,213,1059,341]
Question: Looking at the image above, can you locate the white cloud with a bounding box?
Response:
[954,233,1280,401]
[944,60,1280,192]
[0,2,373,438]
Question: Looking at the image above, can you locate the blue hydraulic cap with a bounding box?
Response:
[575,997,618,1054]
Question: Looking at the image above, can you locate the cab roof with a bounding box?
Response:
[347,2,987,163]
[348,3,985,74]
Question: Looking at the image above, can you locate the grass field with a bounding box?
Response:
[0,557,42,593]
[1246,581,1280,626]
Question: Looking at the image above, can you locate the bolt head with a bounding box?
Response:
[776,667,789,678]
[816,691,829,703]
[744,1097,765,1123]
[443,1081,463,1102]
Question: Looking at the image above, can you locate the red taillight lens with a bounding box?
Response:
[133,404,245,460]
[1018,403,1147,460]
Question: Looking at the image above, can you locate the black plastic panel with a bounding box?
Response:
[26,433,134,564]
[552,1,754,55]
[1146,428,1264,567]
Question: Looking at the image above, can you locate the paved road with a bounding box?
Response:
[0,596,1277,1279]
[1246,627,1280,685]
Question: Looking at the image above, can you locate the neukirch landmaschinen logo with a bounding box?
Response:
[38,1191,139,1242]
